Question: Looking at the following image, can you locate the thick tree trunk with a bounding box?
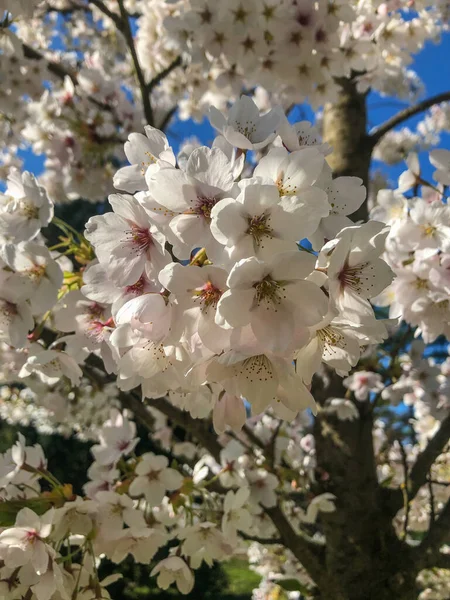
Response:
[310,374,419,600]
[311,88,420,597]
[322,79,372,222]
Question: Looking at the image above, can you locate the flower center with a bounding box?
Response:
[254,276,286,307]
[246,214,273,245]
[86,302,106,321]
[296,11,313,27]
[275,172,297,196]
[147,469,161,482]
[236,121,256,139]
[21,202,40,220]
[422,224,437,238]
[240,354,275,384]
[125,275,146,295]
[193,281,222,312]
[25,264,46,283]
[317,327,344,350]
[25,529,40,544]
[415,278,429,290]
[337,262,369,294]
[125,225,153,253]
[194,195,219,220]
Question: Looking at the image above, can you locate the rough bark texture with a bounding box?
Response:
[322,79,372,222]
[317,88,422,598]
[311,376,419,600]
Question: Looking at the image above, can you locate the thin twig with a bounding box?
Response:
[88,0,121,27]
[148,56,182,92]
[158,105,178,131]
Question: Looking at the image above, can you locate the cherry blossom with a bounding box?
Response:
[208,95,283,151]
[129,452,184,506]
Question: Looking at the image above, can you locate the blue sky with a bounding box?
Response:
[17,32,450,187]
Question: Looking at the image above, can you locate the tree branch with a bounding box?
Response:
[265,505,325,584]
[88,0,121,27]
[87,0,153,125]
[240,533,282,545]
[148,56,182,93]
[388,413,450,516]
[22,43,76,83]
[116,0,153,126]
[369,91,450,146]
[158,105,178,131]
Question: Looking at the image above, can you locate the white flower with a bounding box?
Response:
[408,200,450,252]
[91,410,139,466]
[277,115,331,154]
[0,170,53,243]
[113,126,176,193]
[1,242,63,315]
[19,348,83,387]
[343,371,384,401]
[302,493,336,524]
[151,556,194,594]
[148,146,236,259]
[310,163,367,249]
[217,252,328,353]
[95,490,146,537]
[222,487,252,539]
[52,496,94,539]
[246,469,278,508]
[211,180,299,262]
[321,221,394,320]
[211,172,327,262]
[208,95,283,151]
[294,308,363,382]
[158,262,229,353]
[429,148,450,186]
[0,507,54,574]
[178,522,233,567]
[206,350,315,416]
[85,193,168,286]
[370,189,408,224]
[109,527,167,564]
[254,147,329,240]
[325,398,359,421]
[397,153,420,192]
[0,279,34,349]
[129,453,184,506]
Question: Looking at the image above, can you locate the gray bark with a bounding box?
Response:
[315,87,422,597]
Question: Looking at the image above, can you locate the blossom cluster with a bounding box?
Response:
[1,0,449,201]
[74,95,391,429]
[373,102,450,166]
[165,0,446,112]
[0,404,343,599]
[371,149,450,342]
